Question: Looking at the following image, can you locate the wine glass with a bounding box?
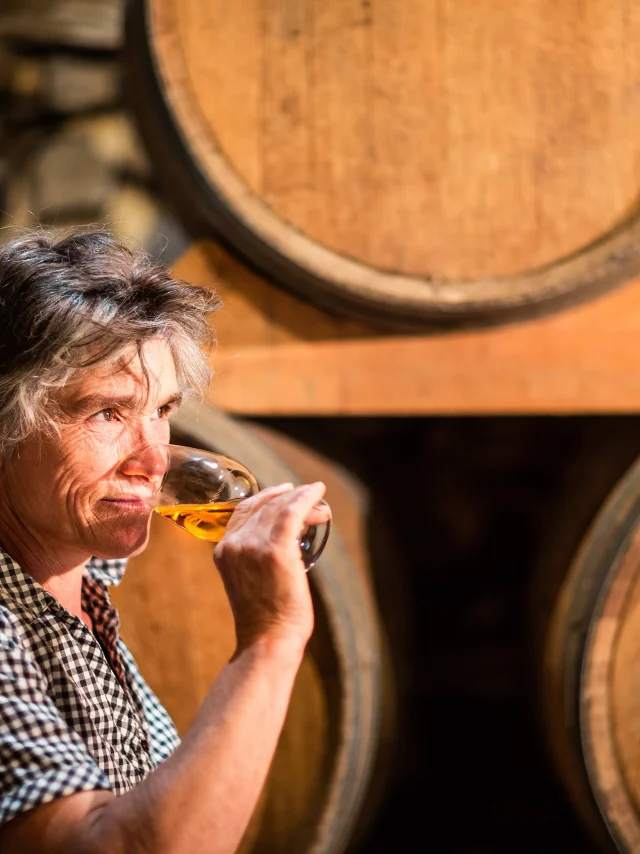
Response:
[132,443,330,570]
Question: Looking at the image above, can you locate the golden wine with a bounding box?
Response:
[154,501,239,542]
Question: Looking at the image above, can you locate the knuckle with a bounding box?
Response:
[216,530,280,569]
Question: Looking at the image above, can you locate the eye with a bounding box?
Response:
[94,408,118,423]
[157,404,174,418]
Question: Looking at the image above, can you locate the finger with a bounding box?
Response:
[305,503,332,527]
[225,482,327,544]
[266,483,329,541]
[236,482,295,512]
[260,482,326,514]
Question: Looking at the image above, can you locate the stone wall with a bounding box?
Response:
[0,0,186,257]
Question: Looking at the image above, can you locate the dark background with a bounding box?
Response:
[255,414,640,854]
[0,8,638,852]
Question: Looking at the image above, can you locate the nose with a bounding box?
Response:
[119,443,168,483]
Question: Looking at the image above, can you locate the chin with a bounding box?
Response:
[91,518,152,559]
[92,538,150,561]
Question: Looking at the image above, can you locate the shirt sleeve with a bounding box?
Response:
[0,611,111,825]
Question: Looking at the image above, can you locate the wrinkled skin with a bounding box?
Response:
[213,480,329,651]
[0,336,330,646]
[0,336,332,854]
[0,339,180,582]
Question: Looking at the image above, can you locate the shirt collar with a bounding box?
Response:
[85,556,128,587]
[0,547,127,619]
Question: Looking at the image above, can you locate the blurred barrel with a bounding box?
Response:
[124,0,640,328]
[110,400,394,854]
[531,422,640,853]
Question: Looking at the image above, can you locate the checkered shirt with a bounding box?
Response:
[0,548,181,825]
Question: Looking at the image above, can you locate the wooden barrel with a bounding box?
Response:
[531,421,640,852]
[110,400,394,854]
[124,0,640,329]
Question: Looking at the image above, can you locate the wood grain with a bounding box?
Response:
[155,0,640,278]
[580,524,640,852]
[173,240,640,415]
[127,0,640,325]
[111,406,388,854]
[536,452,640,852]
[612,569,640,820]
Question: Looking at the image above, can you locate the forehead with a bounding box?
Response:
[59,339,179,411]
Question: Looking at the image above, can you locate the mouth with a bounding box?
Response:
[101,497,151,512]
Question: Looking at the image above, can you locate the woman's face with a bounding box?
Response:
[0,338,183,565]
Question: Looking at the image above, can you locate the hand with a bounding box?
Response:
[213,481,331,653]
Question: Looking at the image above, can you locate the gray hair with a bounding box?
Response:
[0,228,221,456]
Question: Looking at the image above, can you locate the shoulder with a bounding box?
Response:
[0,603,49,693]
[0,603,28,648]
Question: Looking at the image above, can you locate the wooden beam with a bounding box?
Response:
[173,240,640,415]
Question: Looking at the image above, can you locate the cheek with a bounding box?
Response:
[55,440,119,507]
[154,420,171,446]
[44,470,97,525]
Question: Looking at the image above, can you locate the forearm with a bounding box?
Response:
[0,481,324,854]
[88,635,306,854]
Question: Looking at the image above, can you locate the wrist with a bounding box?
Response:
[233,628,308,669]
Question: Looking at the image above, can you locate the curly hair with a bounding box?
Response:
[0,228,221,455]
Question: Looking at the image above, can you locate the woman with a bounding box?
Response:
[0,229,329,853]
